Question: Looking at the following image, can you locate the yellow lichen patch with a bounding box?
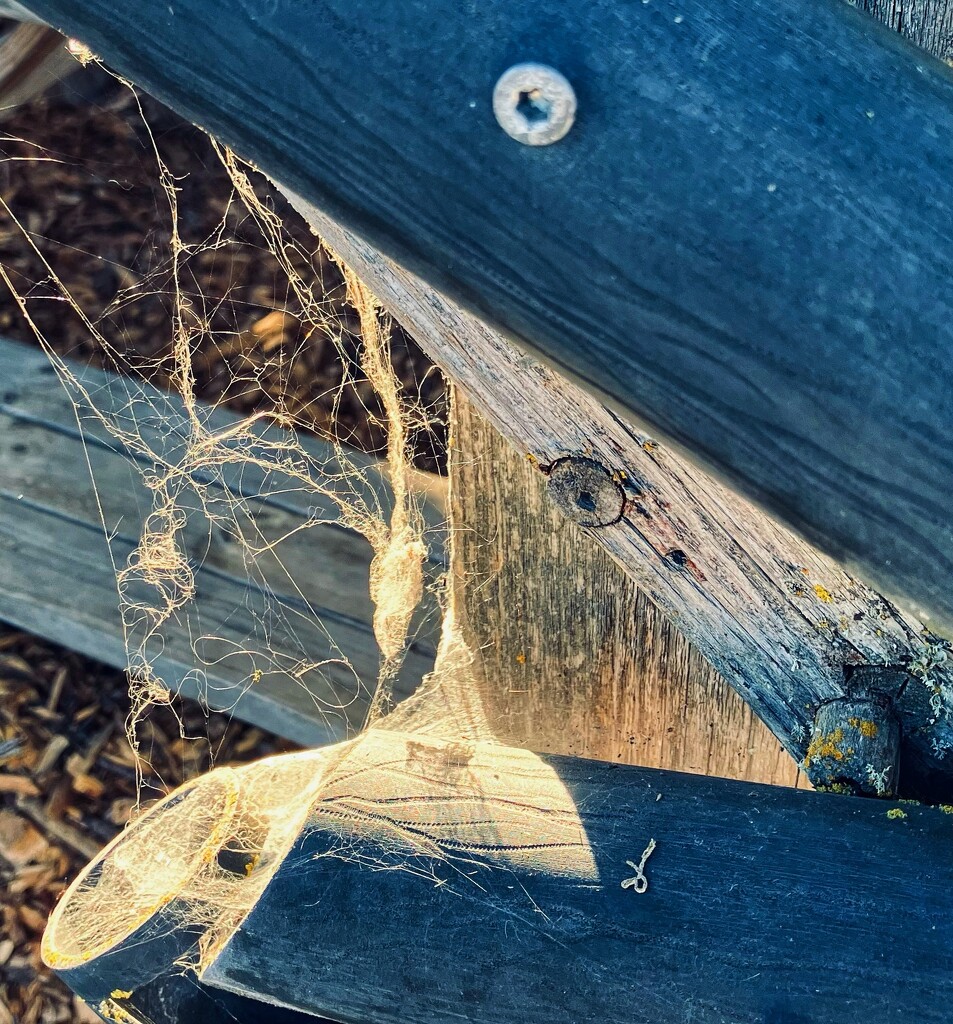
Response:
[97,1000,139,1024]
[803,727,846,767]
[110,990,132,1000]
[847,718,879,738]
[816,781,853,795]
[939,805,953,815]
[886,807,907,820]
[813,584,834,603]
[515,652,526,665]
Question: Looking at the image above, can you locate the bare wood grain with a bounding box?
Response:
[450,391,802,785]
[0,24,73,118]
[856,0,953,60]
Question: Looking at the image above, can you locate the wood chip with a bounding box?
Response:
[9,865,56,894]
[0,738,24,767]
[14,799,100,861]
[44,666,66,715]
[0,810,48,868]
[108,796,136,826]
[33,735,68,776]
[17,904,47,933]
[72,997,103,1024]
[71,773,105,800]
[0,774,40,797]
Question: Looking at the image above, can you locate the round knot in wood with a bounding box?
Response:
[546,457,625,527]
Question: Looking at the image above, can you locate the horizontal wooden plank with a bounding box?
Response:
[0,338,442,745]
[17,0,953,636]
[50,732,952,1024]
[292,200,953,802]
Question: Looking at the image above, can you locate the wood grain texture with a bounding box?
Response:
[0,338,441,745]
[0,24,73,118]
[856,0,953,60]
[450,391,802,786]
[0,2,43,22]
[203,732,953,1024]
[18,0,953,635]
[290,201,953,802]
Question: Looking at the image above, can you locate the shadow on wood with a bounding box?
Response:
[43,733,953,1024]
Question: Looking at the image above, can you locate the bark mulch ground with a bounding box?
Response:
[0,625,298,1024]
[0,60,447,472]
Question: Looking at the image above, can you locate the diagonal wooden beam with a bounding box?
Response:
[289,197,953,802]
[16,0,953,636]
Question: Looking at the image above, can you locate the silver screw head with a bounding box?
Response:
[493,63,577,146]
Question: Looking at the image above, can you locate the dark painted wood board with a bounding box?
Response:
[17,0,953,636]
[203,733,953,1024]
[0,338,441,745]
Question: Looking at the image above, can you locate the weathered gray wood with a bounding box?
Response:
[450,390,803,786]
[0,2,43,22]
[0,24,73,118]
[856,0,953,60]
[17,0,953,637]
[289,201,953,802]
[198,733,953,1024]
[0,338,442,745]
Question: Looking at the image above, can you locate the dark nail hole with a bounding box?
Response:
[517,88,551,123]
[575,490,596,512]
[667,549,689,567]
[217,843,258,878]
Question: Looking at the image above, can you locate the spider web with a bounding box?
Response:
[0,67,601,1019]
